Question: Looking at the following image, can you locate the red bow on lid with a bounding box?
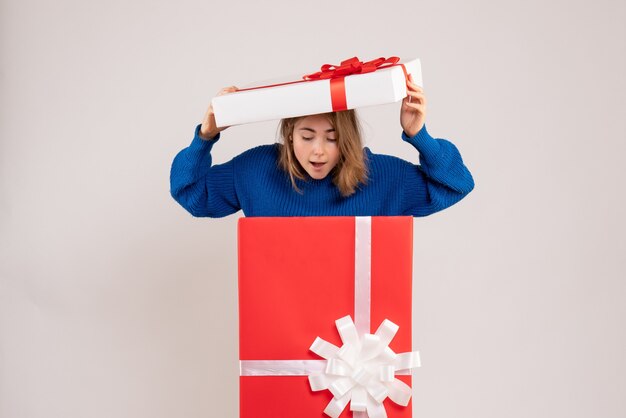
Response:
[303,56,401,80]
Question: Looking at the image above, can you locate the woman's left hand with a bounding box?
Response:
[400,73,427,137]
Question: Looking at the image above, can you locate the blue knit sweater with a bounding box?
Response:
[170,124,474,217]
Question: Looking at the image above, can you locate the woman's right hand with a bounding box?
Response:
[199,86,239,140]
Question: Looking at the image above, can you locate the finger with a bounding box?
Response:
[204,104,214,118]
[404,95,425,107]
[406,88,423,96]
[217,86,239,95]
[406,82,423,93]
[406,91,426,103]
[403,102,425,112]
[406,92,426,103]
[403,98,425,108]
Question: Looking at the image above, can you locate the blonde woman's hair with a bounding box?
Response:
[278,110,368,197]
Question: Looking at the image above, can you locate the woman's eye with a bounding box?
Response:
[327,138,337,142]
[302,137,313,141]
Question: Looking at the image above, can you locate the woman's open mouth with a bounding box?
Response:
[310,162,326,169]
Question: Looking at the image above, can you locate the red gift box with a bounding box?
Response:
[238,217,419,417]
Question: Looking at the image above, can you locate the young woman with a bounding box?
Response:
[170,74,474,217]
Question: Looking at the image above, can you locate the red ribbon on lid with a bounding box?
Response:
[236,56,408,113]
[303,56,406,111]
[303,56,401,80]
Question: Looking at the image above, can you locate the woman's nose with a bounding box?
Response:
[313,141,324,155]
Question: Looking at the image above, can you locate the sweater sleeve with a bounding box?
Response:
[169,124,241,217]
[400,125,475,216]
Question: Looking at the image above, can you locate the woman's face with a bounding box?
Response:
[292,114,340,180]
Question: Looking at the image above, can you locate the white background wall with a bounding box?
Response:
[1,0,624,417]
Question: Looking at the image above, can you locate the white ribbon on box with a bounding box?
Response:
[240,217,421,418]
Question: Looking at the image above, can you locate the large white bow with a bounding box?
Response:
[308,315,421,418]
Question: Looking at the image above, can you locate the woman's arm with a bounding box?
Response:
[398,74,474,216]
[170,86,242,217]
[169,126,241,217]
[400,125,474,216]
